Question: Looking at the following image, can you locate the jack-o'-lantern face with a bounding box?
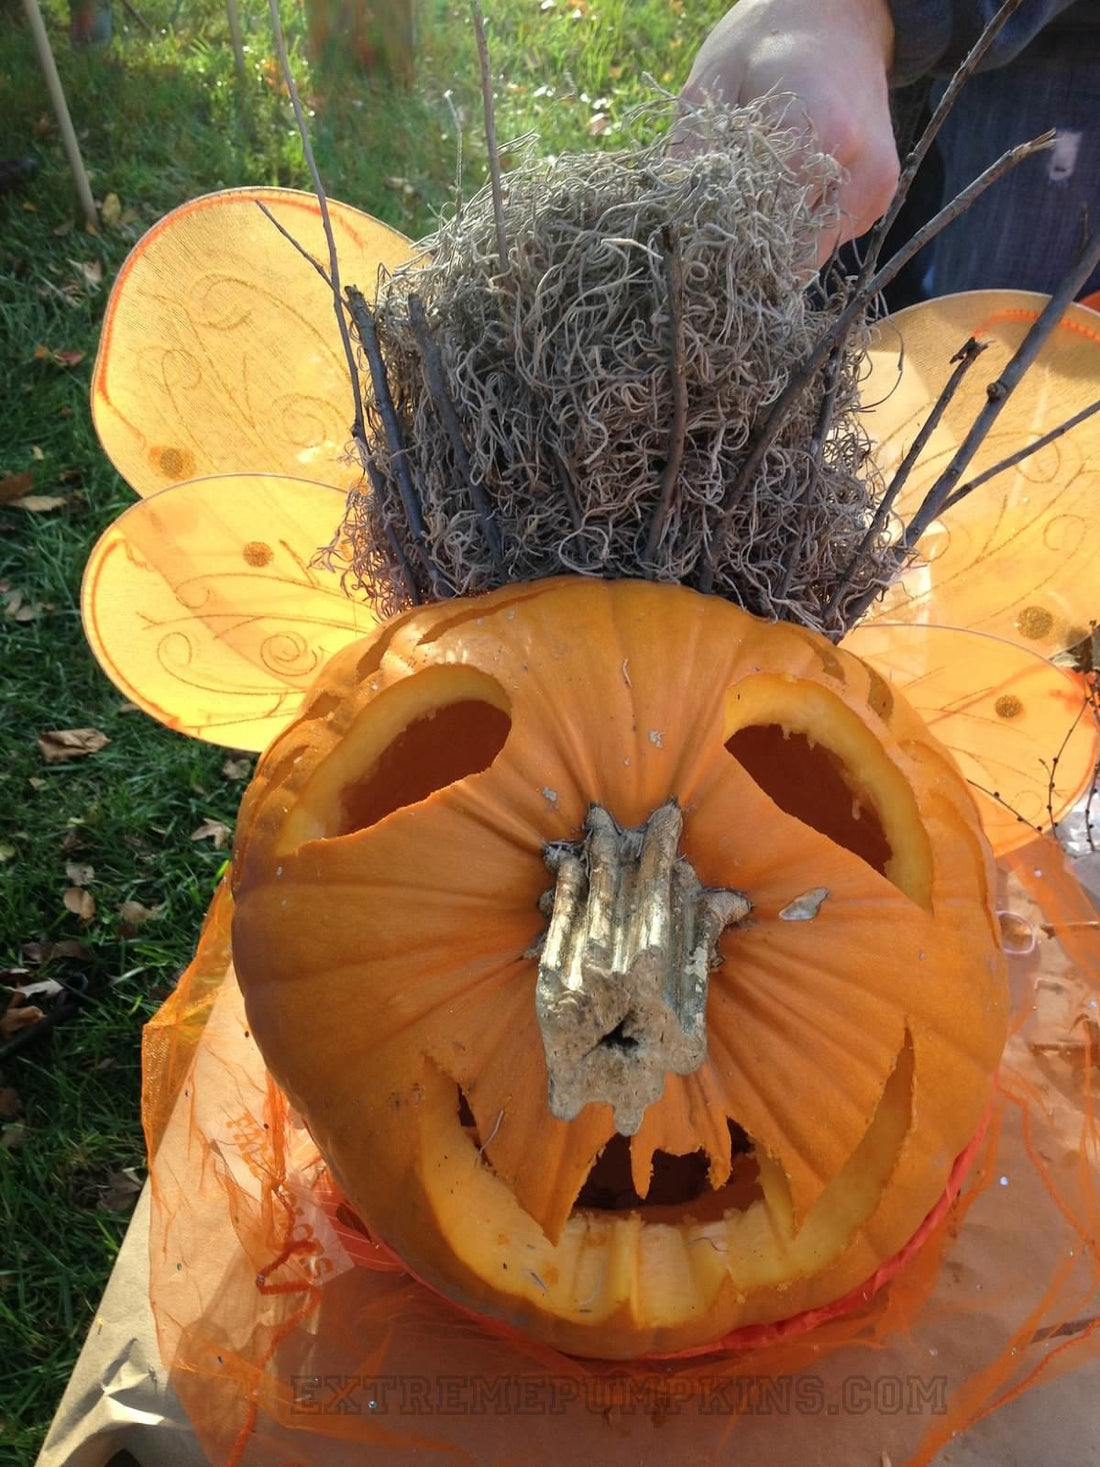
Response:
[231,577,1007,1358]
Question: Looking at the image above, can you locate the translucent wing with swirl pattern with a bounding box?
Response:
[81,475,375,751]
[91,188,414,499]
[845,622,1098,855]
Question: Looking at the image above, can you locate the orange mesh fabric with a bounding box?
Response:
[143,838,1098,1467]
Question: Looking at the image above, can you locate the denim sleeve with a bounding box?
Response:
[888,0,1087,85]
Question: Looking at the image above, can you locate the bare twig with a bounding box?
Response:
[345,286,451,597]
[254,199,331,286]
[645,232,687,566]
[226,0,248,86]
[813,0,1029,435]
[364,470,421,606]
[1042,696,1091,836]
[121,0,154,33]
[20,0,98,227]
[775,348,842,601]
[551,447,584,534]
[840,227,1100,631]
[823,337,987,625]
[444,88,464,225]
[267,0,365,447]
[469,0,509,270]
[940,397,1100,514]
[855,0,1028,289]
[408,293,505,571]
[895,225,1100,553]
[697,129,1056,593]
[966,783,1044,838]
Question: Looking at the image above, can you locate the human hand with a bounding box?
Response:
[674,0,901,267]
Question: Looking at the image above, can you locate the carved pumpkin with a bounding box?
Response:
[232,576,1008,1358]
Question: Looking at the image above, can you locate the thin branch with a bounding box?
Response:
[365,470,421,607]
[645,232,687,566]
[1041,695,1091,836]
[254,199,331,286]
[940,397,1100,514]
[444,88,464,226]
[226,0,248,86]
[469,0,508,270]
[121,0,154,33]
[823,336,987,624]
[966,782,1044,837]
[345,286,451,598]
[408,292,505,572]
[839,225,1100,631]
[551,446,584,533]
[812,0,1029,441]
[697,129,1056,594]
[855,0,1028,289]
[267,0,365,445]
[775,348,842,602]
[896,224,1100,552]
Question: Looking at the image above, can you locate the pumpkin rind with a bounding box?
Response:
[231,578,1007,1357]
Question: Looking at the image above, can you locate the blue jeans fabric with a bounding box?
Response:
[927,54,1100,297]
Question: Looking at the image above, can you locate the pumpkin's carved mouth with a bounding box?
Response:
[459,1085,766,1226]
[572,1124,764,1225]
[430,1034,917,1348]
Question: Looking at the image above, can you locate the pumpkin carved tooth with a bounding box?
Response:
[535,801,751,1135]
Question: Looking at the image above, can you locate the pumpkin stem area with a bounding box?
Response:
[535,802,750,1135]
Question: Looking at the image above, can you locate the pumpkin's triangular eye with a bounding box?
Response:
[859,289,1100,660]
[80,474,376,751]
[844,621,1097,855]
[91,187,414,499]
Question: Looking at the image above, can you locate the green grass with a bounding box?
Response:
[0,0,730,1458]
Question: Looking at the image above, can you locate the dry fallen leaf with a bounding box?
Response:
[101,192,122,227]
[63,887,96,921]
[52,350,86,369]
[0,994,45,1041]
[0,471,34,504]
[0,844,15,863]
[30,445,45,461]
[191,819,231,849]
[52,217,75,236]
[98,1168,144,1212]
[22,939,89,965]
[0,1087,21,1121]
[1,1122,27,1151]
[117,700,141,714]
[587,112,611,136]
[72,258,103,289]
[222,756,252,781]
[12,494,67,513]
[118,899,165,929]
[38,728,109,762]
[65,861,95,886]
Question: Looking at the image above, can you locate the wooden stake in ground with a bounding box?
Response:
[20,0,98,228]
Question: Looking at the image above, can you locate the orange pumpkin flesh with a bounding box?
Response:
[231,578,1008,1358]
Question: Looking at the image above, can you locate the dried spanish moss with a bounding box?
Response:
[342,101,896,630]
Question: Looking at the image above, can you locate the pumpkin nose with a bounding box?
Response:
[534,800,751,1135]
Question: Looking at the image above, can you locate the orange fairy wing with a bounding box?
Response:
[81,474,376,752]
[92,188,414,498]
[860,290,1100,659]
[844,621,1098,856]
